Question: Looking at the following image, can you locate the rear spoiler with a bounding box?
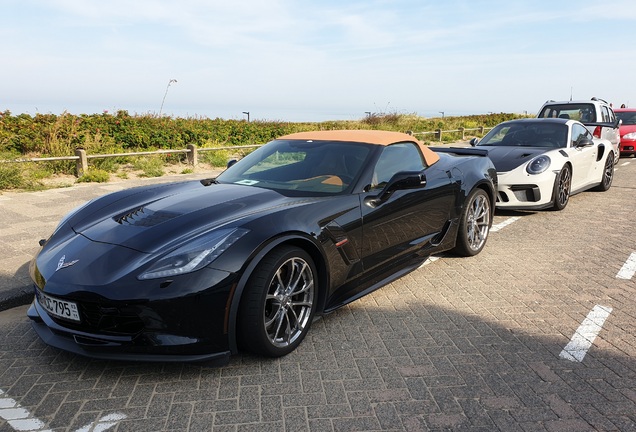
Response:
[582,120,620,128]
[430,147,489,157]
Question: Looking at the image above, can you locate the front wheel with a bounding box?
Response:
[238,246,317,357]
[453,188,491,257]
[552,165,571,211]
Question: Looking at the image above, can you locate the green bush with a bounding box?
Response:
[1,110,526,158]
[133,157,164,177]
[200,149,233,167]
[0,163,24,189]
[92,157,123,173]
[0,110,529,190]
[76,169,110,183]
[26,166,53,180]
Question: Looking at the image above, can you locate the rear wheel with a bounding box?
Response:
[238,246,317,357]
[552,165,571,211]
[453,188,491,257]
[594,152,614,191]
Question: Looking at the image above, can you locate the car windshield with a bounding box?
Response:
[616,111,636,125]
[477,122,568,148]
[537,103,597,123]
[216,139,372,195]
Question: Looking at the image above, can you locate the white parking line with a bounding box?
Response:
[620,161,631,167]
[0,389,49,432]
[0,389,125,432]
[418,256,439,268]
[616,252,636,280]
[490,217,520,232]
[76,413,127,432]
[559,305,613,362]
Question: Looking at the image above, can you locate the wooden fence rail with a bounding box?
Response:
[409,126,492,141]
[1,127,493,176]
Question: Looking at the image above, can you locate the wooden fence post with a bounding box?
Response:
[187,144,198,166]
[75,149,88,177]
[435,129,442,141]
[459,127,465,140]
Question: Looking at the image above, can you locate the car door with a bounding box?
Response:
[568,123,597,190]
[359,143,455,273]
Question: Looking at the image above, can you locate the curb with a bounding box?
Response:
[0,286,34,313]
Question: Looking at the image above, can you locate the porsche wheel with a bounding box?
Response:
[552,165,571,211]
[594,152,614,192]
[453,188,491,257]
[239,246,317,357]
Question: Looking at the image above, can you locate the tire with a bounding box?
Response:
[238,246,317,357]
[552,165,571,211]
[594,152,614,192]
[453,188,491,257]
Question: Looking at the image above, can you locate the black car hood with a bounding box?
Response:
[72,182,314,254]
[479,146,548,172]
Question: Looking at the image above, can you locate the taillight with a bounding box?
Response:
[593,126,601,138]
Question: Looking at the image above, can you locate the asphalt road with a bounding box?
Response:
[0,160,635,431]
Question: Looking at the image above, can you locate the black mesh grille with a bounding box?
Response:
[50,300,145,335]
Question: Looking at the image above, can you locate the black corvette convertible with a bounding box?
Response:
[28,130,497,363]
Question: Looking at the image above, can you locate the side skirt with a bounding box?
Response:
[323,219,457,313]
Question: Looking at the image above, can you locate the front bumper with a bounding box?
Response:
[28,299,231,364]
[495,170,557,210]
[620,141,636,155]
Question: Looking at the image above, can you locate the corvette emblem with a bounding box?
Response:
[56,255,79,271]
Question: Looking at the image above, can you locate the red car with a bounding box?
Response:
[615,108,636,156]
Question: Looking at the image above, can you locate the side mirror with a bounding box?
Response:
[576,138,594,148]
[226,159,238,168]
[364,171,427,207]
[470,137,479,147]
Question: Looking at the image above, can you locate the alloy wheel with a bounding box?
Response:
[263,256,315,348]
[556,167,571,208]
[466,192,490,252]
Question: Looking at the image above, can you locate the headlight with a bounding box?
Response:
[526,155,551,174]
[138,228,249,280]
[624,132,636,140]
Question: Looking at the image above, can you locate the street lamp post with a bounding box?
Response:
[159,79,177,116]
[242,111,250,122]
[439,111,445,118]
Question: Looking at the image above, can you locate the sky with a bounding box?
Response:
[1,0,635,122]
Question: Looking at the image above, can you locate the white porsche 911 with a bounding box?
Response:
[470,118,615,211]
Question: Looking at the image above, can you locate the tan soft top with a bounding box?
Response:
[279,130,440,167]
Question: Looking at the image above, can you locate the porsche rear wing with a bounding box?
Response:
[430,147,489,157]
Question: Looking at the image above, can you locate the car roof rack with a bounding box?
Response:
[591,97,609,104]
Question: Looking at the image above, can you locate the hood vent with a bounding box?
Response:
[114,207,180,227]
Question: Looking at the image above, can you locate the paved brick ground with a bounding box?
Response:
[0,159,635,431]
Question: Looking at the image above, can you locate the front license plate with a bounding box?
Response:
[37,291,80,322]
